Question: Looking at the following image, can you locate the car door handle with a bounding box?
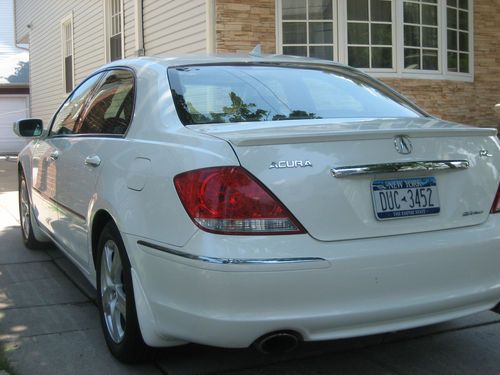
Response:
[49,150,59,160]
[84,155,101,167]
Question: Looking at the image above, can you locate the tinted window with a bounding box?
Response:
[168,64,423,125]
[50,73,103,136]
[76,69,134,135]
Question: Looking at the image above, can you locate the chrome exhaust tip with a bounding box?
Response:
[253,331,301,354]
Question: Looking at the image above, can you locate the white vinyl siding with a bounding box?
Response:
[14,0,208,125]
[143,0,207,55]
[123,0,136,57]
[13,0,31,43]
[14,0,105,125]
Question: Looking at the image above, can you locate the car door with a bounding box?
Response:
[31,73,104,236]
[53,69,135,266]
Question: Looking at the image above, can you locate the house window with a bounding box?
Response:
[446,0,470,73]
[106,0,123,61]
[61,15,74,93]
[281,0,336,60]
[277,0,473,80]
[403,0,439,71]
[347,0,393,69]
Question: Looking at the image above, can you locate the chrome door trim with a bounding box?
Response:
[137,240,326,265]
[331,160,470,178]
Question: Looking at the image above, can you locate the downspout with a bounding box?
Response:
[135,0,145,56]
[206,0,216,53]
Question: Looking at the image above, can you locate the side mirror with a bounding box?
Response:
[13,118,44,138]
[495,104,500,114]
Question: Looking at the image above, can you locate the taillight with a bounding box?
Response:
[491,183,500,213]
[174,166,305,235]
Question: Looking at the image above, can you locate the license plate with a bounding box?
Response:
[372,177,440,220]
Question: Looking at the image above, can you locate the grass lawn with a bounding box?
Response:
[0,345,14,375]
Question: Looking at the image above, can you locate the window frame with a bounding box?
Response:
[60,13,75,94]
[276,0,474,82]
[104,0,125,62]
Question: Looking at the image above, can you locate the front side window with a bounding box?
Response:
[76,69,134,135]
[107,0,123,61]
[278,0,472,80]
[168,65,422,126]
[50,73,104,136]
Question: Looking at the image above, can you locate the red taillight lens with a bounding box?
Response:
[491,184,500,213]
[174,166,305,235]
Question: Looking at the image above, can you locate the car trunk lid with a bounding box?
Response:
[190,118,500,241]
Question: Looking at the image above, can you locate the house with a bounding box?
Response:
[13,0,500,128]
[0,0,29,154]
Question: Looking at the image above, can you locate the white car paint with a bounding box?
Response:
[16,55,500,350]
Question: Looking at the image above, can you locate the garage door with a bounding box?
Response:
[0,95,29,154]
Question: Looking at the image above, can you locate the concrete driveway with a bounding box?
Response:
[2,156,500,374]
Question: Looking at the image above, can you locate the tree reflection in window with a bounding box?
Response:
[173,90,319,124]
[169,65,423,125]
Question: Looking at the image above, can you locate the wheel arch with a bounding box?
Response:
[91,209,115,270]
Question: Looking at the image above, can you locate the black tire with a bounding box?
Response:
[18,171,45,249]
[96,221,149,363]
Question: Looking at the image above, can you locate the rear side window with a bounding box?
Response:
[50,73,103,136]
[76,69,135,135]
[168,64,423,126]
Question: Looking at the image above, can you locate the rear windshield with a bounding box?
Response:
[167,64,423,125]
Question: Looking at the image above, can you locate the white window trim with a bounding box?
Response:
[60,13,75,94]
[104,0,125,62]
[275,0,474,82]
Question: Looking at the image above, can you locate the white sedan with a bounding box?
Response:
[14,55,500,363]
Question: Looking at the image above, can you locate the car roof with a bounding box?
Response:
[99,53,353,73]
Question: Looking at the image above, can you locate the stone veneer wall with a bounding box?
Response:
[215,0,500,127]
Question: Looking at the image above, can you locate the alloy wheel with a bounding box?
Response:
[100,239,127,343]
[20,178,31,239]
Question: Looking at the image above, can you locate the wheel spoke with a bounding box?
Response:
[110,248,122,283]
[104,244,114,277]
[115,287,127,319]
[110,298,120,339]
[20,179,31,238]
[101,286,113,309]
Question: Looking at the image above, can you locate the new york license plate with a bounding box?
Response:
[372,177,440,220]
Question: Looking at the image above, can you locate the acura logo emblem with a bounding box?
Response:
[394,135,413,155]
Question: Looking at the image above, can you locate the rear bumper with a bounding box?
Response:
[124,216,500,348]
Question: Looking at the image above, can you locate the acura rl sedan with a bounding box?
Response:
[14,54,500,362]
